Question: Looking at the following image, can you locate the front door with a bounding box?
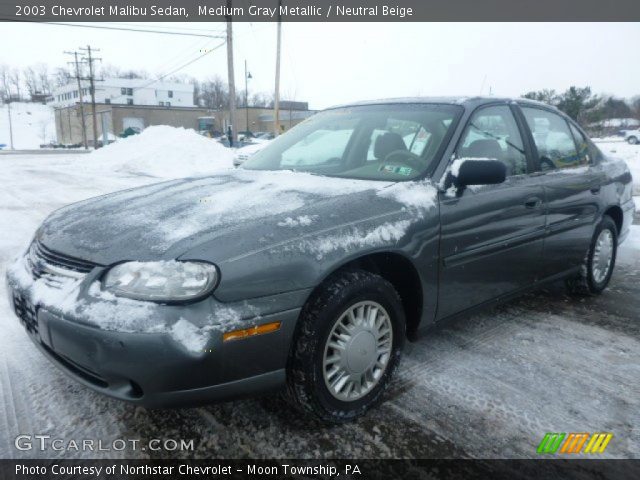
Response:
[437,104,546,319]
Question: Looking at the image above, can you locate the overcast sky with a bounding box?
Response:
[1,22,638,109]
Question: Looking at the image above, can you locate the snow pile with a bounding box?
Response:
[88,125,235,178]
[0,102,55,149]
[169,318,211,353]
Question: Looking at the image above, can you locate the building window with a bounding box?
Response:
[73,91,78,98]
[166,102,171,107]
[127,99,134,105]
[168,90,173,98]
[121,87,126,95]
[127,88,133,96]
[159,101,164,106]
[105,98,111,104]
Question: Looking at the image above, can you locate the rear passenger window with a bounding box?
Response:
[456,105,528,176]
[568,123,591,165]
[521,107,585,170]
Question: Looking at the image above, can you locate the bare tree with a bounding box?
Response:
[53,67,72,88]
[23,66,38,97]
[9,68,21,100]
[251,92,274,108]
[198,76,230,109]
[35,63,51,95]
[0,64,11,101]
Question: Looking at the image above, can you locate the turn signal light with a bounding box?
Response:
[223,321,281,342]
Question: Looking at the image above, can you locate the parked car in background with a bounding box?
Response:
[233,140,271,167]
[6,97,634,423]
[254,131,276,140]
[621,128,640,144]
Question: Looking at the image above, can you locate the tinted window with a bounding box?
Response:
[521,107,583,170]
[243,104,461,181]
[457,105,528,176]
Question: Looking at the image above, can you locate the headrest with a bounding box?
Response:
[374,132,407,160]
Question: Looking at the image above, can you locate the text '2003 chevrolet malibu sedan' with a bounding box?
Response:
[6,97,635,422]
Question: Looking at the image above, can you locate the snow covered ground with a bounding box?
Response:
[0,128,638,459]
[594,138,640,195]
[0,102,56,149]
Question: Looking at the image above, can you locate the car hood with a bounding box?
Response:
[38,169,434,266]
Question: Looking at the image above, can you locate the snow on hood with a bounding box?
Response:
[39,169,404,263]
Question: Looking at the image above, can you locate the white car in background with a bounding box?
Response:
[233,139,270,167]
[621,129,640,145]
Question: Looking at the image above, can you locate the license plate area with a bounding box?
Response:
[13,293,39,335]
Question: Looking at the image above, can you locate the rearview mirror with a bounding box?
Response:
[453,159,506,188]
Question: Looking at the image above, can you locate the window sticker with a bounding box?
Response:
[379,165,413,176]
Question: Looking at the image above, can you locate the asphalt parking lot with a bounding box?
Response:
[0,154,638,460]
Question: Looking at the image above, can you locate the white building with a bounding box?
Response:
[47,78,194,108]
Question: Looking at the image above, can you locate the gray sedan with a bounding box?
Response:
[6,97,634,423]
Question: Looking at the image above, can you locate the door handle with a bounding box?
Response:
[524,197,542,209]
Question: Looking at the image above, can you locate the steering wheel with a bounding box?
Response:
[383,149,423,171]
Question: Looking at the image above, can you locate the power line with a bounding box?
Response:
[41,22,225,38]
[107,22,226,35]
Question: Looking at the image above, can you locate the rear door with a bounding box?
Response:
[518,106,602,278]
[437,104,547,319]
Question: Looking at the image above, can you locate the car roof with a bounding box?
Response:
[328,96,554,111]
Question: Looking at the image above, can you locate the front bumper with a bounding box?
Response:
[6,257,307,408]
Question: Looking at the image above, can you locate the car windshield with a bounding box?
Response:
[242,104,462,181]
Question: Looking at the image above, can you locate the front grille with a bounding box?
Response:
[13,293,38,334]
[30,240,98,275]
[26,240,99,287]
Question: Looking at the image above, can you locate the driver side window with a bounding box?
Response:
[457,105,528,176]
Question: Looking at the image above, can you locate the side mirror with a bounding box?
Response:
[453,159,506,188]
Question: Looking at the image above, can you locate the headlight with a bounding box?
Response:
[102,261,218,302]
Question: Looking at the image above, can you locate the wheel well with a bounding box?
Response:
[334,252,423,340]
[604,205,623,234]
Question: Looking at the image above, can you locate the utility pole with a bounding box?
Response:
[273,0,282,137]
[225,1,237,146]
[244,60,252,132]
[80,45,101,149]
[65,50,88,149]
[7,100,14,150]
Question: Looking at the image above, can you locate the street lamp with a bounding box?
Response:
[244,60,252,134]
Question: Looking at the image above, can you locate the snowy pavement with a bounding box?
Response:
[0,135,639,459]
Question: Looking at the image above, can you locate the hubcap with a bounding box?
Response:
[592,229,614,284]
[322,301,393,402]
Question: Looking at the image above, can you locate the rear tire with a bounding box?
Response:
[566,216,618,295]
[286,269,405,423]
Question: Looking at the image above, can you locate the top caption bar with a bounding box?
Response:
[2,0,640,22]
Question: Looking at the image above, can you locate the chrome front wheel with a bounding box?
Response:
[323,301,393,402]
[592,229,614,284]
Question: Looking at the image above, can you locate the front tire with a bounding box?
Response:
[286,269,405,423]
[627,136,638,145]
[566,216,618,295]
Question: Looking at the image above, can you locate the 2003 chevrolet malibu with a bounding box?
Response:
[7,97,635,422]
